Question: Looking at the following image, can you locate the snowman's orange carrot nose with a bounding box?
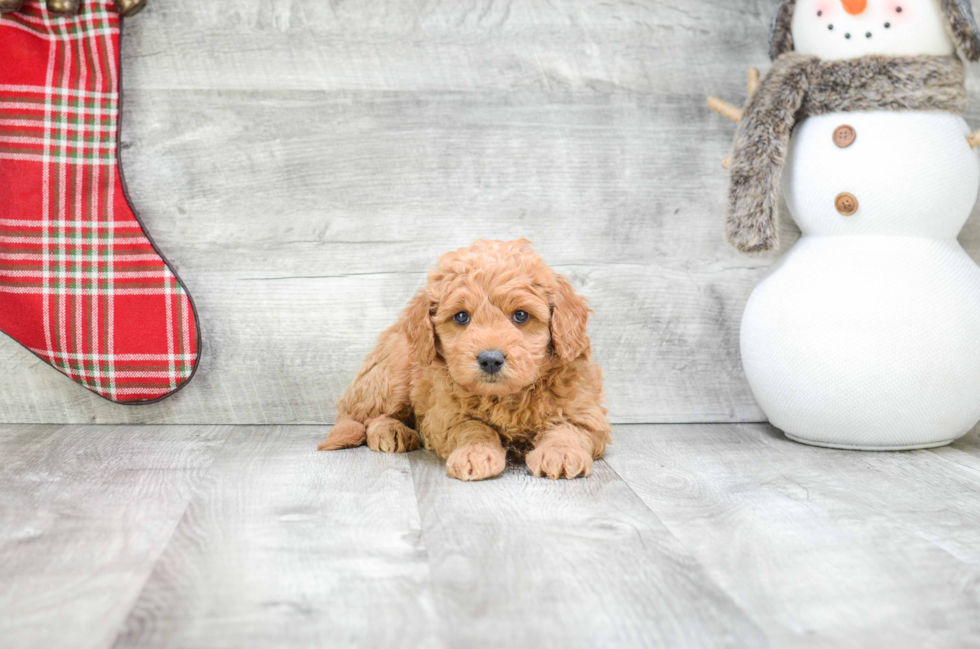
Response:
[841,0,867,15]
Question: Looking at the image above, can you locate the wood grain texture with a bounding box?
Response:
[4,423,980,648]
[408,449,768,648]
[114,425,770,649]
[3,0,980,424]
[605,424,980,649]
[112,426,440,649]
[0,424,228,649]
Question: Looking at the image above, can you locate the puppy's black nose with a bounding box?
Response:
[478,350,505,375]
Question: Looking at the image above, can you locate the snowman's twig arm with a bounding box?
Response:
[710,69,761,168]
[707,97,743,122]
[968,129,980,148]
[747,68,761,96]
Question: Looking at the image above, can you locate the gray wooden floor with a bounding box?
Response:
[2,423,979,649]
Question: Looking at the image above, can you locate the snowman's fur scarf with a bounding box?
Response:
[726,53,966,253]
[768,0,980,62]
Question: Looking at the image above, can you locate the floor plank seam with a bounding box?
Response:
[743,425,980,567]
[926,445,980,477]
[405,454,450,649]
[600,455,772,644]
[102,425,239,649]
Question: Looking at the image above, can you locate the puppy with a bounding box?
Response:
[318,239,612,481]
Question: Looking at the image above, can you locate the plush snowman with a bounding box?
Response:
[710,0,980,449]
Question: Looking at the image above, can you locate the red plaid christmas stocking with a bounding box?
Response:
[0,1,201,403]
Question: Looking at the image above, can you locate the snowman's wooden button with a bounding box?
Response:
[835,192,859,216]
[833,125,856,148]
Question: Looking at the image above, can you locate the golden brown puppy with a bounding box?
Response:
[318,239,612,481]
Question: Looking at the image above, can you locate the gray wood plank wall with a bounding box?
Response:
[3,0,980,424]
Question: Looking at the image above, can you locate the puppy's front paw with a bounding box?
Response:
[526,442,593,479]
[446,443,506,481]
[366,418,420,454]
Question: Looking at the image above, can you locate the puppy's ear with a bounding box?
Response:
[550,273,591,362]
[404,290,437,365]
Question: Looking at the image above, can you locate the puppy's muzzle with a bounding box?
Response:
[477,350,506,375]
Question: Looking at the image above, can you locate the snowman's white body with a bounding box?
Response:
[741,110,980,448]
[737,0,980,449]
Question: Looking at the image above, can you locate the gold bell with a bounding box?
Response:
[115,0,146,17]
[46,0,80,16]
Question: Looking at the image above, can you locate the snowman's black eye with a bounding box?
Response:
[829,24,834,30]
[866,32,872,38]
[885,22,891,28]
[454,312,470,325]
[817,10,822,16]
[896,6,902,12]
[845,33,851,39]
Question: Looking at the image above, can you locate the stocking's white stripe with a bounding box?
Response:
[0,219,139,228]
[28,348,196,361]
[40,9,55,368]
[0,154,116,164]
[0,287,185,295]
[0,84,117,98]
[0,270,172,278]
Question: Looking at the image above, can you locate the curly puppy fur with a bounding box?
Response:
[768,0,980,62]
[727,53,966,253]
[318,239,612,482]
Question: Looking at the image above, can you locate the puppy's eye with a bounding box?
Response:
[453,312,470,325]
[512,310,530,324]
